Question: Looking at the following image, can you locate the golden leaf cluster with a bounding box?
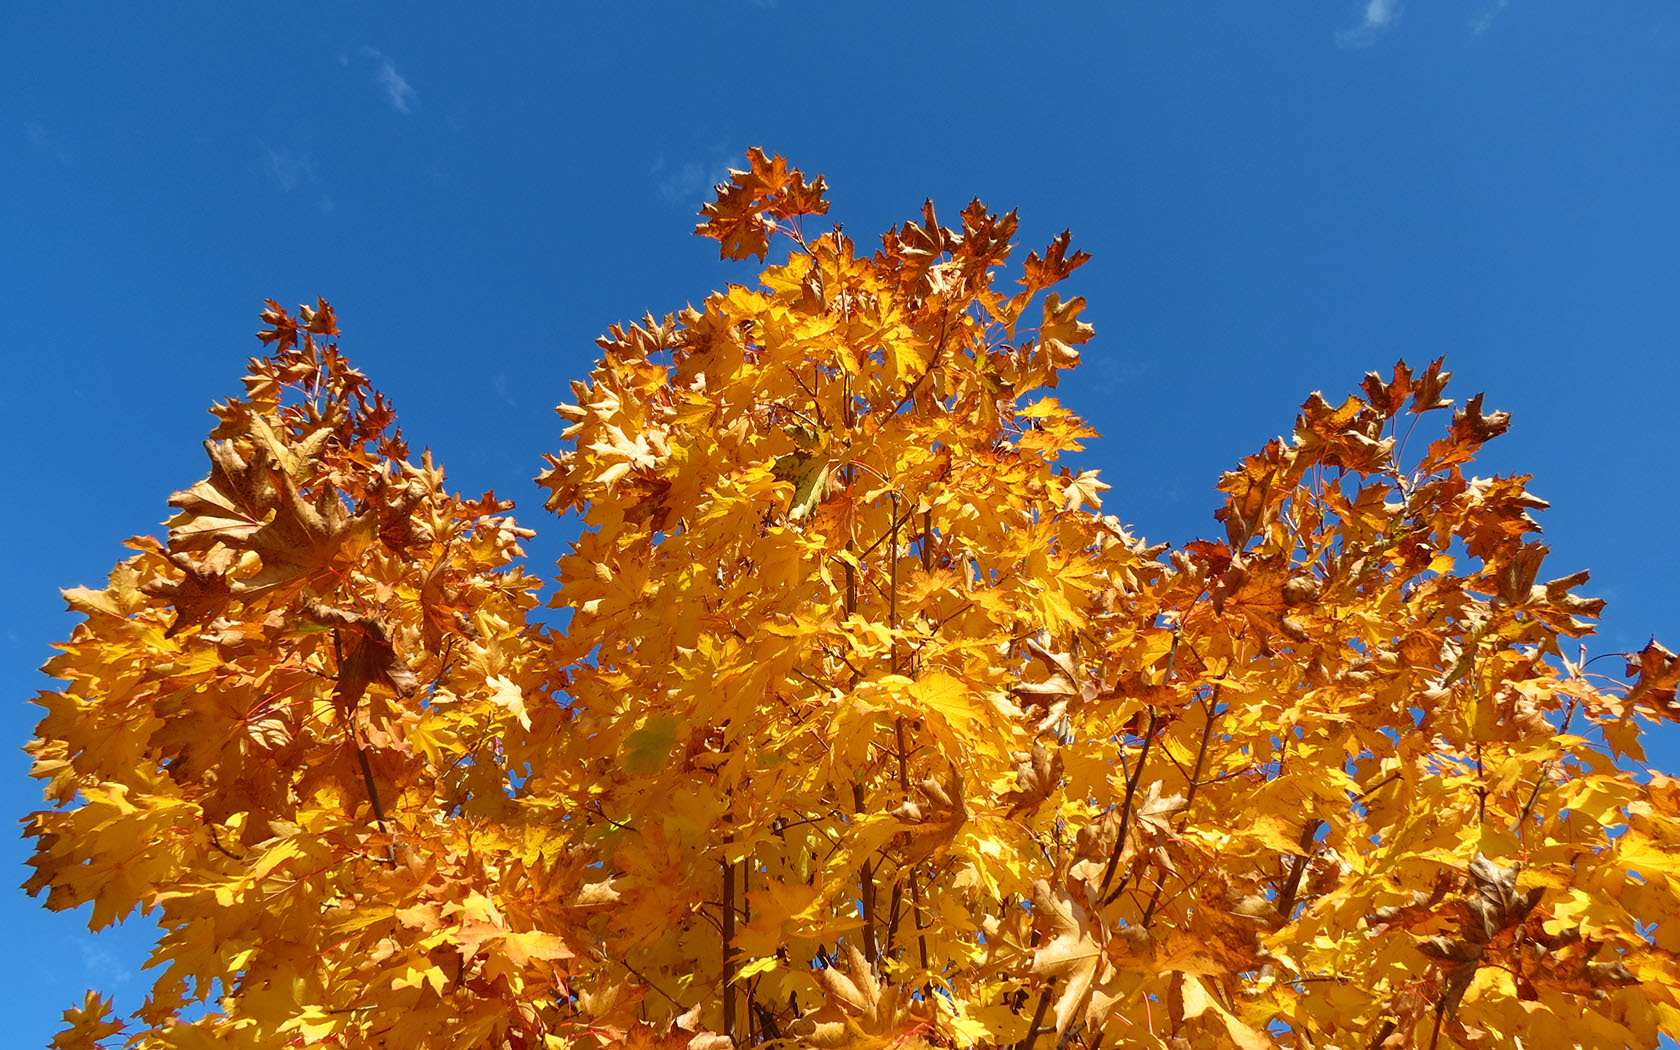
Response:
[24,157,1680,1050]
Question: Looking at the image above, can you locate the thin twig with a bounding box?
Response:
[854,781,879,967]
[1015,983,1057,1050]
[886,712,932,975]
[1512,698,1579,834]
[1475,742,1487,826]
[1188,686,1221,790]
[1354,771,1400,803]
[1053,1022,1085,1050]
[890,494,901,674]
[1277,818,1326,920]
[335,627,395,866]
[1100,627,1181,903]
[619,958,683,1008]
[207,825,244,861]
[1099,707,1158,905]
[1143,688,1221,925]
[723,837,737,1043]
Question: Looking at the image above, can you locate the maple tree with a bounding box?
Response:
[24,151,1680,1050]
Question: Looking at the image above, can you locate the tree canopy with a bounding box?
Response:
[25,153,1680,1050]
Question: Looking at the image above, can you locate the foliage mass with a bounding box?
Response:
[25,152,1680,1050]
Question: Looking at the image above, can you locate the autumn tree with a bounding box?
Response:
[25,153,1680,1050]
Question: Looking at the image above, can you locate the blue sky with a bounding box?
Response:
[3,3,1677,1043]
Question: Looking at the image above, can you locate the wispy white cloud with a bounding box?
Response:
[257,144,333,213]
[1089,356,1151,397]
[650,149,737,207]
[1339,0,1401,46]
[362,47,417,114]
[81,943,132,988]
[1470,0,1511,35]
[23,121,75,164]
[260,144,316,193]
[1364,0,1399,28]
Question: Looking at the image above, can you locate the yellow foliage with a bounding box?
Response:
[24,158,1680,1050]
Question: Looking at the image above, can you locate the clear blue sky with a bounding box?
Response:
[4,3,1677,1043]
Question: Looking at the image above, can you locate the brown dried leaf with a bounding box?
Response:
[1002,741,1063,817]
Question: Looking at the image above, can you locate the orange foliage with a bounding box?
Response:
[24,156,1680,1050]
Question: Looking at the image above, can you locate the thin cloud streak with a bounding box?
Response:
[260,144,316,193]
[1471,0,1511,36]
[1338,0,1400,46]
[23,121,75,164]
[650,150,737,208]
[363,47,417,114]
